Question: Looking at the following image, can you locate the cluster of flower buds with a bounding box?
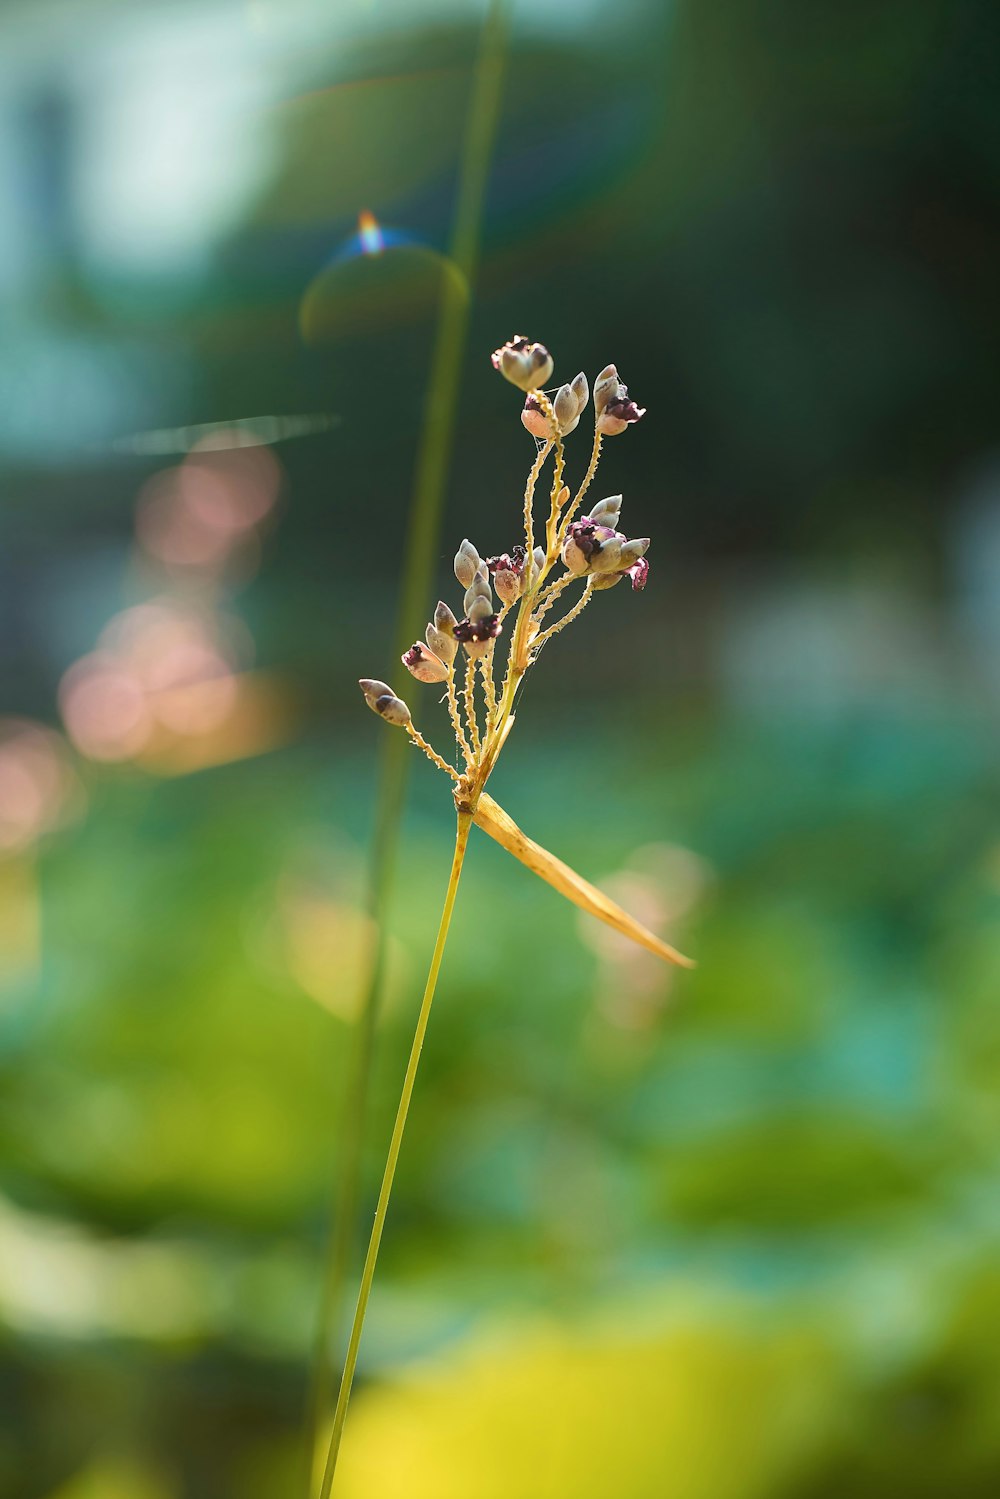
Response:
[401,600,461,685]
[490,335,553,392]
[561,495,650,591]
[359,678,411,726]
[449,539,503,660]
[367,339,654,746]
[521,371,589,439]
[594,364,646,436]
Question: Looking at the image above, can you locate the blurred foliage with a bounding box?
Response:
[2,0,1000,1495]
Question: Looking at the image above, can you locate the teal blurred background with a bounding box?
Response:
[2,1,1000,1496]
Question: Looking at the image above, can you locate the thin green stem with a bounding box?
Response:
[302,6,509,1488]
[317,813,473,1498]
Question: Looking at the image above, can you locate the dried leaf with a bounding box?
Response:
[473,792,695,968]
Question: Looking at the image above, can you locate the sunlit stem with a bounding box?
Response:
[558,425,603,540]
[523,438,553,555]
[535,578,594,646]
[479,649,498,725]
[528,391,565,558]
[317,813,473,1499]
[406,723,460,781]
[446,668,472,768]
[462,655,481,760]
[533,571,575,624]
[303,3,510,1490]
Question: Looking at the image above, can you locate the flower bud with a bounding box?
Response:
[487,548,527,605]
[467,594,493,624]
[588,495,622,529]
[425,622,457,665]
[454,604,502,659]
[590,537,623,573]
[594,364,619,415]
[463,572,493,614]
[593,364,646,435]
[434,600,458,635]
[553,372,588,436]
[562,536,591,576]
[561,520,622,576]
[591,569,624,591]
[553,383,580,436]
[494,567,521,606]
[359,680,411,726]
[491,335,553,392]
[375,694,411,726]
[618,537,650,567]
[598,396,646,436]
[521,394,551,440]
[454,539,481,588]
[402,642,449,683]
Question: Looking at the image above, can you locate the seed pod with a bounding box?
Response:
[426,622,457,665]
[454,539,481,588]
[588,495,622,529]
[402,642,449,683]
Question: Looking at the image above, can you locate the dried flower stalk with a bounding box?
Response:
[319,337,691,1496]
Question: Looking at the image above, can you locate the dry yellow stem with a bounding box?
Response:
[472,792,695,968]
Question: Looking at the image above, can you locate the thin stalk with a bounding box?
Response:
[302,5,509,1488]
[533,571,574,622]
[407,723,460,781]
[536,578,594,646]
[446,668,473,767]
[523,438,553,554]
[558,426,603,537]
[317,813,473,1498]
[463,655,481,758]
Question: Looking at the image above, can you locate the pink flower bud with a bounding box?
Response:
[593,365,645,435]
[402,642,449,683]
[521,394,552,439]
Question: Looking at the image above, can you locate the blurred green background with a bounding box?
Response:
[2,0,1000,1496]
